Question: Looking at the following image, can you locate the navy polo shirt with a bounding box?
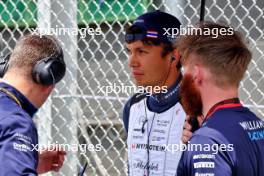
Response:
[177,99,264,176]
[0,82,38,175]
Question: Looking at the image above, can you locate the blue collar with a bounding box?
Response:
[147,74,182,113]
[0,82,38,117]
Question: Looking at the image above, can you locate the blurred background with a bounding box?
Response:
[0,0,263,175]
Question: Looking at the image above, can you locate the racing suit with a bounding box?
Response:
[0,82,38,175]
[123,75,186,176]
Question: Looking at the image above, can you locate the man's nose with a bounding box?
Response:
[128,53,139,68]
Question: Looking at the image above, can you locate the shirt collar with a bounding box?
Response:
[201,98,242,127]
[147,74,182,113]
[0,82,38,117]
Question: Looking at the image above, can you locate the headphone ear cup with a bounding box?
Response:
[32,58,66,85]
[50,59,66,84]
[0,54,10,78]
[32,58,51,85]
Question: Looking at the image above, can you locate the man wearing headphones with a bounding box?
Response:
[123,11,186,176]
[0,34,66,175]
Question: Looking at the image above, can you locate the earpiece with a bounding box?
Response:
[176,61,182,69]
[141,119,148,133]
[170,55,181,69]
[171,56,176,62]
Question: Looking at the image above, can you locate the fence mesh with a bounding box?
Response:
[0,0,263,175]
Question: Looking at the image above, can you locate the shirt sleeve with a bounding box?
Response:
[177,128,236,176]
[0,114,38,175]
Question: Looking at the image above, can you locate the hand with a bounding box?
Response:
[37,148,66,174]
[182,115,193,144]
[182,115,204,144]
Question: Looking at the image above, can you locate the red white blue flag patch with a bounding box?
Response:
[146,30,158,38]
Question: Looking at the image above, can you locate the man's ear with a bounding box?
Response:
[193,65,203,85]
[172,49,181,69]
[41,85,54,94]
[173,49,180,61]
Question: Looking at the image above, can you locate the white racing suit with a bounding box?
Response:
[123,76,185,176]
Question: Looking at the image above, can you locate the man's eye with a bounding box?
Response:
[125,48,131,55]
[139,49,148,54]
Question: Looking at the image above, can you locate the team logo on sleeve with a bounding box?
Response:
[13,133,34,152]
[239,120,264,141]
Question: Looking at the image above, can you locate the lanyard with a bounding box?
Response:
[0,87,22,108]
[203,98,242,123]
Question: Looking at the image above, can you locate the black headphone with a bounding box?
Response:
[0,50,66,86]
[0,54,10,78]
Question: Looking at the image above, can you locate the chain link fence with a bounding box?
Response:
[0,0,263,175]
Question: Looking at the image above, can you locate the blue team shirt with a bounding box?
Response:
[0,82,38,175]
[177,104,264,176]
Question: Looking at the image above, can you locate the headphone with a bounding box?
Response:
[0,54,10,78]
[0,49,66,86]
